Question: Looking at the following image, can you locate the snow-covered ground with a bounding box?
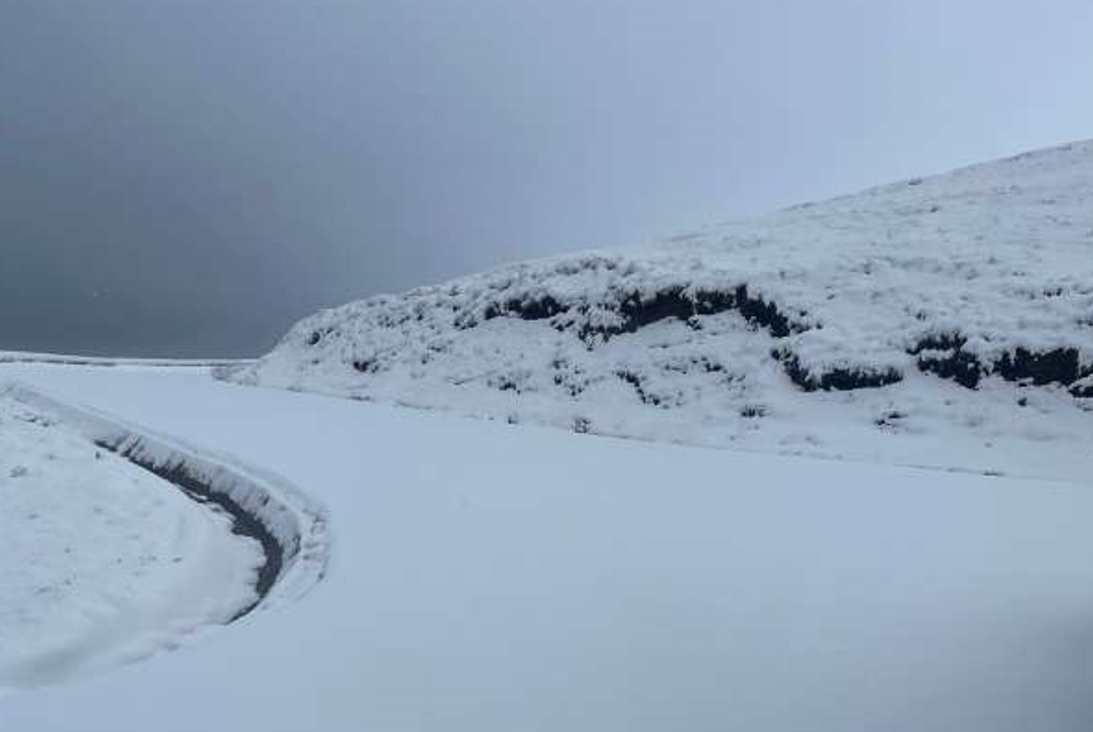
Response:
[4,362,1093,731]
[0,391,262,693]
[229,140,1093,481]
[4,141,1093,729]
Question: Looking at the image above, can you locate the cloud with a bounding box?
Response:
[1,0,1091,355]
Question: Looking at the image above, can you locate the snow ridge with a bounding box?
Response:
[1,383,328,609]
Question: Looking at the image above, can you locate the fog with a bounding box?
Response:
[2,0,1091,356]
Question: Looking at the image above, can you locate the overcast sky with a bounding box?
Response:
[2,1,1091,356]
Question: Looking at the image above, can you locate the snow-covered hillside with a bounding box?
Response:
[230,141,1093,478]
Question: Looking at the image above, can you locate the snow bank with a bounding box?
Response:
[0,393,265,691]
[228,140,1093,478]
[1,383,328,609]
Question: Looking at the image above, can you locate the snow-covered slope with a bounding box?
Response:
[230,141,1093,478]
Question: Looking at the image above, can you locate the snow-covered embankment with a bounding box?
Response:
[0,382,328,690]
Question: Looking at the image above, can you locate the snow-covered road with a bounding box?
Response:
[3,363,1093,731]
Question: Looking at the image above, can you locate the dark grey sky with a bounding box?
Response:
[2,1,1091,357]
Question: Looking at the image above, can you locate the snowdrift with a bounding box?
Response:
[228,141,1093,477]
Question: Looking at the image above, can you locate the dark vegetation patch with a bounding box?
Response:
[482,295,565,323]
[488,372,528,394]
[481,284,809,343]
[550,358,588,398]
[995,347,1082,385]
[615,370,660,406]
[352,358,377,374]
[916,350,982,388]
[875,410,907,429]
[660,356,727,376]
[775,349,904,392]
[909,332,1092,394]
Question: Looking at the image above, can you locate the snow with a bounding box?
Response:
[4,141,1093,729]
[0,391,263,692]
[229,140,1093,481]
[0,350,250,368]
[4,381,330,609]
[3,363,1093,731]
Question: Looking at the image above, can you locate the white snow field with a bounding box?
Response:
[229,140,1093,482]
[0,389,263,693]
[2,362,1093,731]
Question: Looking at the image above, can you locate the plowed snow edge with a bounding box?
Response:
[1,382,329,614]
